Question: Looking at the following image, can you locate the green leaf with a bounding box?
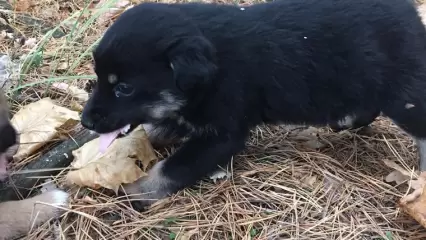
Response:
[385,231,393,240]
[169,232,177,240]
[250,228,258,238]
[163,217,178,226]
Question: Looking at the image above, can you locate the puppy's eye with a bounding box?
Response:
[108,74,118,84]
[113,83,134,97]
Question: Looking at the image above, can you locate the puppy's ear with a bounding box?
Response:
[168,36,217,92]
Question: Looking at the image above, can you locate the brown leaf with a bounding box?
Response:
[303,139,325,150]
[323,173,344,203]
[95,0,132,25]
[11,98,80,161]
[385,170,411,185]
[51,83,89,102]
[11,0,33,12]
[399,172,426,229]
[382,159,417,177]
[303,175,318,187]
[176,229,198,240]
[69,101,84,112]
[409,172,426,190]
[66,126,157,192]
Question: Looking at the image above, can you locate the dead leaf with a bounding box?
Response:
[382,159,417,177]
[323,173,344,204]
[66,126,157,192]
[176,229,198,240]
[409,172,426,190]
[303,139,325,149]
[51,82,89,102]
[383,159,422,189]
[11,98,80,161]
[303,175,318,187]
[288,126,318,140]
[70,101,84,112]
[95,0,132,25]
[0,17,7,26]
[56,118,80,137]
[57,62,69,72]
[11,0,33,12]
[80,196,98,204]
[385,170,411,185]
[399,173,426,229]
[23,38,37,48]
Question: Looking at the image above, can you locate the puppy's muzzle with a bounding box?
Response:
[81,114,95,130]
[81,108,103,130]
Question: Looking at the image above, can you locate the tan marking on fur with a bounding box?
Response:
[0,190,69,240]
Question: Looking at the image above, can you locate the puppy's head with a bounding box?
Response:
[0,90,17,181]
[81,3,217,135]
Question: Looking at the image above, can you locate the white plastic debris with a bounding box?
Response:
[0,54,21,91]
[41,178,58,193]
[209,169,230,183]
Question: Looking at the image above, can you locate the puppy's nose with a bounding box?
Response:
[81,116,95,130]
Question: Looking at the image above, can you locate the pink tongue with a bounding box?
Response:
[99,130,121,153]
[98,124,131,153]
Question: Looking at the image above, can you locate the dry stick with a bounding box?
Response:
[0,127,98,202]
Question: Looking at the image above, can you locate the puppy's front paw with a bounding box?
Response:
[123,179,171,211]
[122,160,175,211]
[29,189,70,219]
[0,189,70,240]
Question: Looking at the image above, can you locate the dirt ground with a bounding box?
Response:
[2,0,426,239]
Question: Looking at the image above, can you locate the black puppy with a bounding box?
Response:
[82,0,426,209]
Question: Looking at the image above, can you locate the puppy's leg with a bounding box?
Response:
[382,95,426,171]
[142,120,191,147]
[0,189,69,240]
[123,132,247,210]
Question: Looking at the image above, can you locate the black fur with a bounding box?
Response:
[81,0,426,210]
[0,123,16,155]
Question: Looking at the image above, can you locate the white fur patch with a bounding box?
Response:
[337,115,355,128]
[50,190,70,207]
[148,91,185,119]
[150,105,173,119]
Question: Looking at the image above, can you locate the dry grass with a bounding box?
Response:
[2,0,426,239]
